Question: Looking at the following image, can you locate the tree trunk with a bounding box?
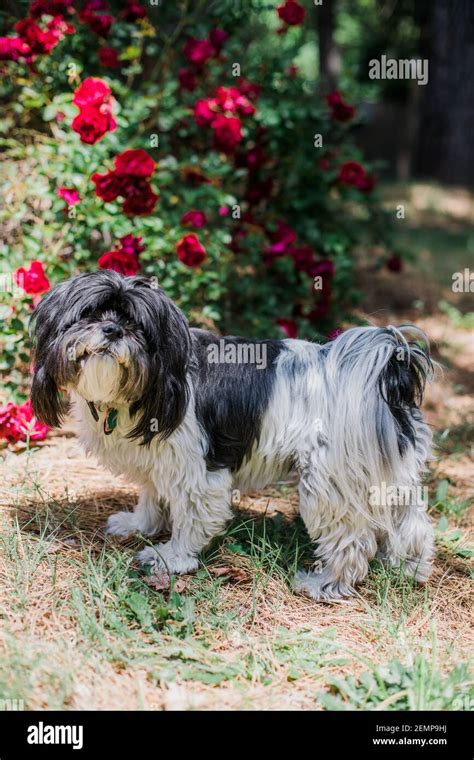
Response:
[416,0,474,186]
[315,0,340,91]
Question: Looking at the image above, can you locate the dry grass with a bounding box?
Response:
[0,313,473,710]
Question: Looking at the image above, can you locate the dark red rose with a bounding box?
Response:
[73,77,112,108]
[176,234,207,267]
[30,0,74,16]
[99,47,119,67]
[181,210,208,228]
[211,114,243,154]
[237,78,260,101]
[72,105,116,144]
[118,234,145,257]
[98,250,140,276]
[15,260,50,295]
[114,148,155,178]
[244,177,273,205]
[121,1,147,22]
[243,145,266,171]
[325,91,356,122]
[290,246,317,275]
[356,173,376,192]
[178,67,197,92]
[386,255,402,272]
[276,318,298,339]
[0,36,30,61]
[277,0,305,26]
[209,27,229,52]
[81,11,114,37]
[183,36,215,67]
[57,187,80,205]
[337,161,366,186]
[91,170,125,201]
[121,179,158,216]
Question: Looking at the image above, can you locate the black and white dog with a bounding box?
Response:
[30,270,435,599]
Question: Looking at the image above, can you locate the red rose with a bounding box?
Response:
[176,234,207,267]
[16,17,65,56]
[99,47,120,67]
[73,77,112,108]
[118,234,145,257]
[0,400,49,443]
[15,261,50,296]
[72,105,116,144]
[325,91,356,122]
[178,68,197,92]
[181,210,208,228]
[0,36,30,61]
[277,0,305,26]
[183,36,215,66]
[30,0,74,16]
[121,180,158,216]
[337,161,366,186]
[80,10,114,37]
[211,114,242,154]
[114,149,155,178]
[98,250,141,276]
[209,28,229,52]
[91,170,125,201]
[276,318,298,339]
[386,255,402,272]
[57,187,80,205]
[121,1,147,22]
[193,99,216,126]
[237,78,260,101]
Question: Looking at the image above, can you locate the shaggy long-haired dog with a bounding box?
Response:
[30,270,435,599]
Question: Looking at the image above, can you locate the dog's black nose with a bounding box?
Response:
[102,323,123,340]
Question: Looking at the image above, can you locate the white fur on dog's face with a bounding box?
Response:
[75,353,123,404]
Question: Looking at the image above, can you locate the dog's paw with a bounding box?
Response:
[136,543,199,574]
[106,511,137,538]
[294,570,355,602]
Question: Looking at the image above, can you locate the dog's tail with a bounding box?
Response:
[322,324,434,525]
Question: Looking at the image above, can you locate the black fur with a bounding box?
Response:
[192,330,285,471]
[379,334,433,453]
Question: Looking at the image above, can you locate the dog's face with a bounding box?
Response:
[30,270,191,444]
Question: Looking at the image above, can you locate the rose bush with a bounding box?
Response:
[0,0,397,441]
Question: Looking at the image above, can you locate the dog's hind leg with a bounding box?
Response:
[378,500,434,582]
[106,483,170,538]
[294,478,378,600]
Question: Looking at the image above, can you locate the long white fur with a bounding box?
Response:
[72,324,435,600]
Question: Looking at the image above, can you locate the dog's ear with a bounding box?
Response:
[29,282,71,427]
[125,280,191,445]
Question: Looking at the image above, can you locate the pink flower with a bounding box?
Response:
[181,210,208,228]
[176,234,207,267]
[0,400,49,443]
[121,1,147,22]
[276,318,298,339]
[0,36,31,61]
[219,206,229,217]
[57,187,80,205]
[268,221,297,255]
[194,98,216,126]
[15,261,50,296]
[73,77,112,108]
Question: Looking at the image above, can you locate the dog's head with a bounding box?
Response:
[30,270,191,444]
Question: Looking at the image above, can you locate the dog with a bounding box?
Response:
[30,270,435,599]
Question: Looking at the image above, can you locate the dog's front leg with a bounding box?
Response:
[136,470,233,574]
[106,483,169,538]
